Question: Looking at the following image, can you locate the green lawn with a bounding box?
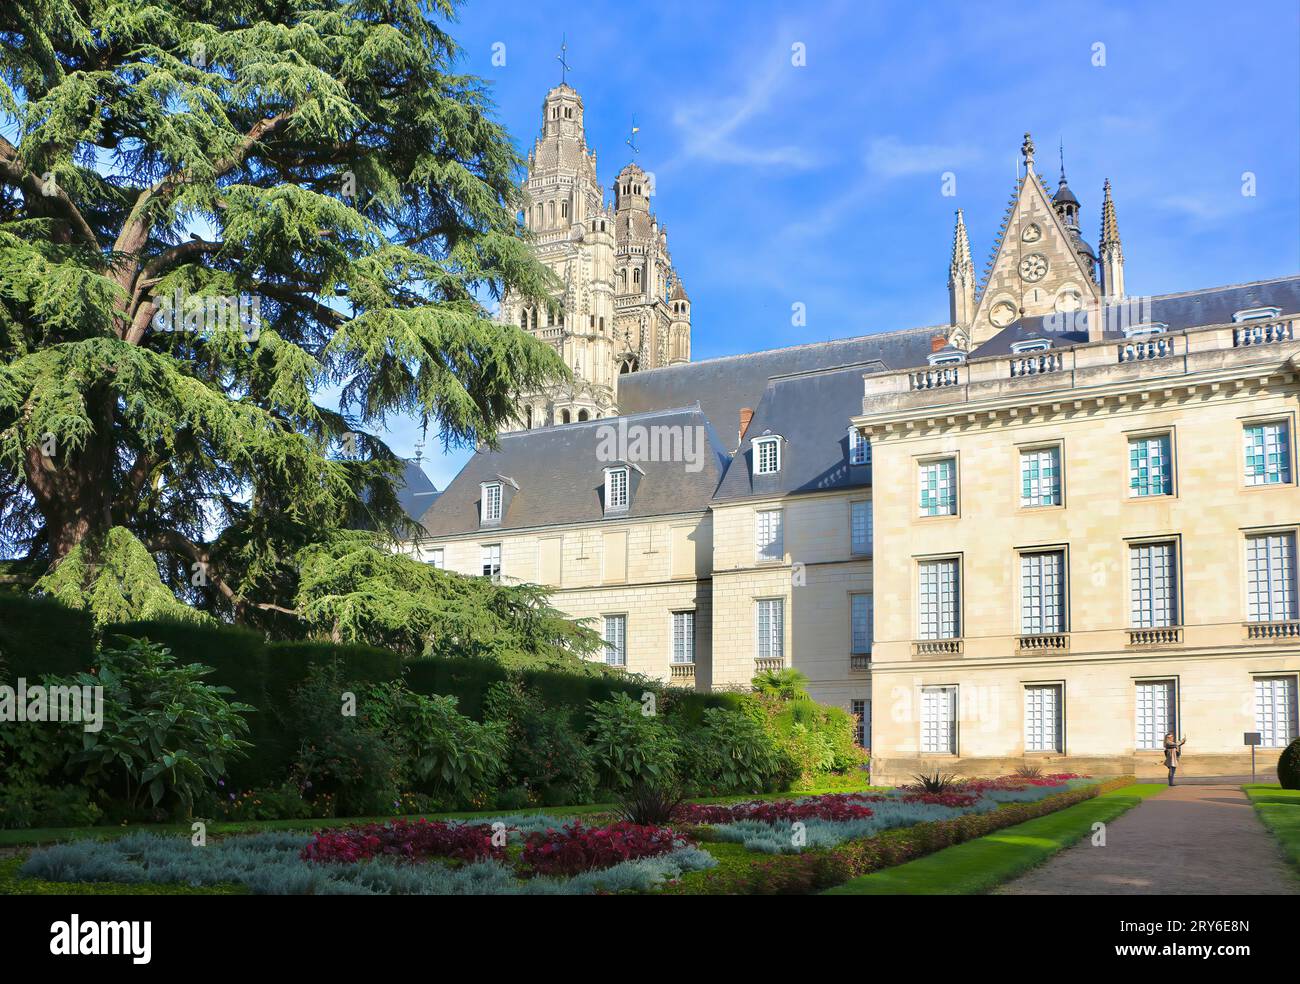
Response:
[1243,784,1300,870]
[823,783,1162,896]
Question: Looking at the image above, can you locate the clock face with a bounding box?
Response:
[1019,253,1048,283]
[990,300,1017,328]
[1022,223,1042,243]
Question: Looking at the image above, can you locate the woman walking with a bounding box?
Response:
[1163,732,1187,786]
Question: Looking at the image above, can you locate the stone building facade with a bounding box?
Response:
[407,99,1299,780]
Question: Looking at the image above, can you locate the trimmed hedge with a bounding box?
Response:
[668,776,1136,895]
[0,595,741,787]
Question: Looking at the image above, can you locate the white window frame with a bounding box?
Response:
[850,500,872,555]
[1024,683,1064,753]
[1020,549,1066,635]
[848,427,869,466]
[604,466,630,511]
[1246,531,1297,623]
[755,508,784,563]
[1243,420,1292,487]
[481,543,501,580]
[602,614,627,666]
[1135,679,1177,751]
[920,686,957,754]
[1128,433,1173,498]
[850,699,869,748]
[1129,540,1178,628]
[1233,306,1282,322]
[481,481,503,523]
[918,456,958,517]
[850,593,872,655]
[1254,676,1299,748]
[754,436,781,475]
[918,557,961,640]
[671,611,695,664]
[755,598,784,661]
[426,547,445,570]
[1020,445,1062,508]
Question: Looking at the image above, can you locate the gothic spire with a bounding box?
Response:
[1099,178,1125,299]
[949,208,972,279]
[1100,178,1122,249]
[948,209,975,329]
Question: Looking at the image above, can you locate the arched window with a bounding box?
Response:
[519,309,528,329]
[633,268,641,286]
[561,409,571,423]
[578,409,589,422]
[561,200,569,219]
[524,405,533,428]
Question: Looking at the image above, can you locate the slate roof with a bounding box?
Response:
[713,362,880,502]
[972,275,1300,358]
[416,406,730,535]
[617,325,943,447]
[395,459,440,521]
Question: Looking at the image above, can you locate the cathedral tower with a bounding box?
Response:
[502,86,692,429]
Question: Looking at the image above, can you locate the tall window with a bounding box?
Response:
[1130,541,1177,627]
[1128,434,1173,497]
[850,699,869,747]
[481,544,501,580]
[756,599,784,661]
[755,509,783,563]
[848,427,870,466]
[919,458,957,516]
[426,548,445,570]
[850,593,872,655]
[1024,684,1063,753]
[1246,532,1297,622]
[602,615,626,666]
[1020,446,1062,507]
[481,482,503,523]
[850,500,872,555]
[605,467,629,511]
[1021,550,1065,634]
[920,686,957,754]
[1244,421,1291,486]
[1255,677,1298,748]
[755,437,781,474]
[1135,680,1176,750]
[671,611,695,664]
[918,558,960,639]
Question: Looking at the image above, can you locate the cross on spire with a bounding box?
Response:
[556,35,571,85]
[626,115,640,155]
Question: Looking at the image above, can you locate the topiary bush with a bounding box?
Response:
[1278,737,1300,790]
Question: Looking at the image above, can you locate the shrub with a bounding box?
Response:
[485,680,597,804]
[614,781,686,826]
[585,693,679,789]
[1279,737,1300,791]
[203,782,317,822]
[49,637,254,817]
[522,822,680,876]
[361,680,506,808]
[907,771,961,794]
[693,707,789,793]
[751,668,811,701]
[1015,763,1044,778]
[0,779,102,829]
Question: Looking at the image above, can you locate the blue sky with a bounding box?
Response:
[402,0,1300,488]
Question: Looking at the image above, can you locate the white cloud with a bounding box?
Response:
[668,41,818,171]
[865,135,981,179]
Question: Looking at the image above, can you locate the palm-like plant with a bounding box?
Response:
[751,668,811,701]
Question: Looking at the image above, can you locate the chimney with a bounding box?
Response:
[931,333,948,353]
[738,407,754,445]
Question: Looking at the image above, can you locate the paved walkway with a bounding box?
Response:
[997,783,1298,895]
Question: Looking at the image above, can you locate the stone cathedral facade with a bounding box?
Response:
[404,84,1300,782]
[499,84,692,430]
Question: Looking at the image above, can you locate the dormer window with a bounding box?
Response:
[928,346,966,367]
[1122,321,1168,338]
[1233,306,1282,323]
[755,436,781,475]
[481,482,502,524]
[1010,337,1052,354]
[604,466,629,511]
[848,426,870,466]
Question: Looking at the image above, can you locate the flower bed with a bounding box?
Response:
[663,776,1134,894]
[300,819,504,865]
[676,793,877,825]
[522,822,679,876]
